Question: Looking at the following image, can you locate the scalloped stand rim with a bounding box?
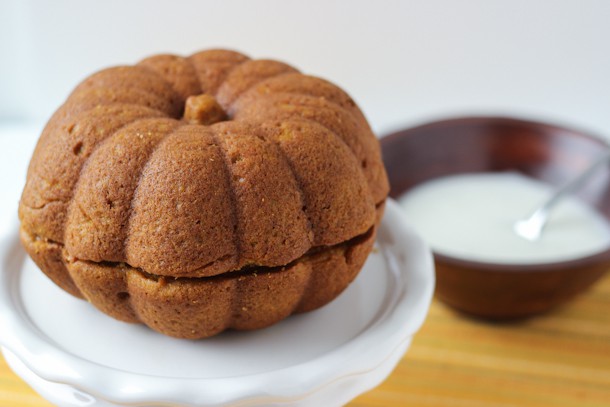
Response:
[0,199,435,407]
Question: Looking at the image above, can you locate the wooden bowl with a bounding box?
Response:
[381,117,610,319]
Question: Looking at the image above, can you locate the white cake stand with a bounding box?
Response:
[0,199,434,407]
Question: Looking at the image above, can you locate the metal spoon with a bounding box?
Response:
[514,151,610,241]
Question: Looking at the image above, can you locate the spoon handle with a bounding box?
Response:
[514,149,610,241]
[540,149,610,213]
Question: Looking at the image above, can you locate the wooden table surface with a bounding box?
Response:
[2,273,609,407]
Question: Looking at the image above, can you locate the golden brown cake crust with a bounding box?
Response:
[19,49,389,338]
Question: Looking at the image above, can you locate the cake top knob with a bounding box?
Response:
[183,93,227,125]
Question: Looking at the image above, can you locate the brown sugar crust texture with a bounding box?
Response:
[19,49,389,339]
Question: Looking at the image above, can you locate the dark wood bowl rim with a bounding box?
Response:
[382,116,610,274]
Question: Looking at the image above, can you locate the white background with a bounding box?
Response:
[2,0,610,230]
[2,0,610,136]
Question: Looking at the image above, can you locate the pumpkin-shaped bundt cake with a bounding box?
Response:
[19,49,389,338]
